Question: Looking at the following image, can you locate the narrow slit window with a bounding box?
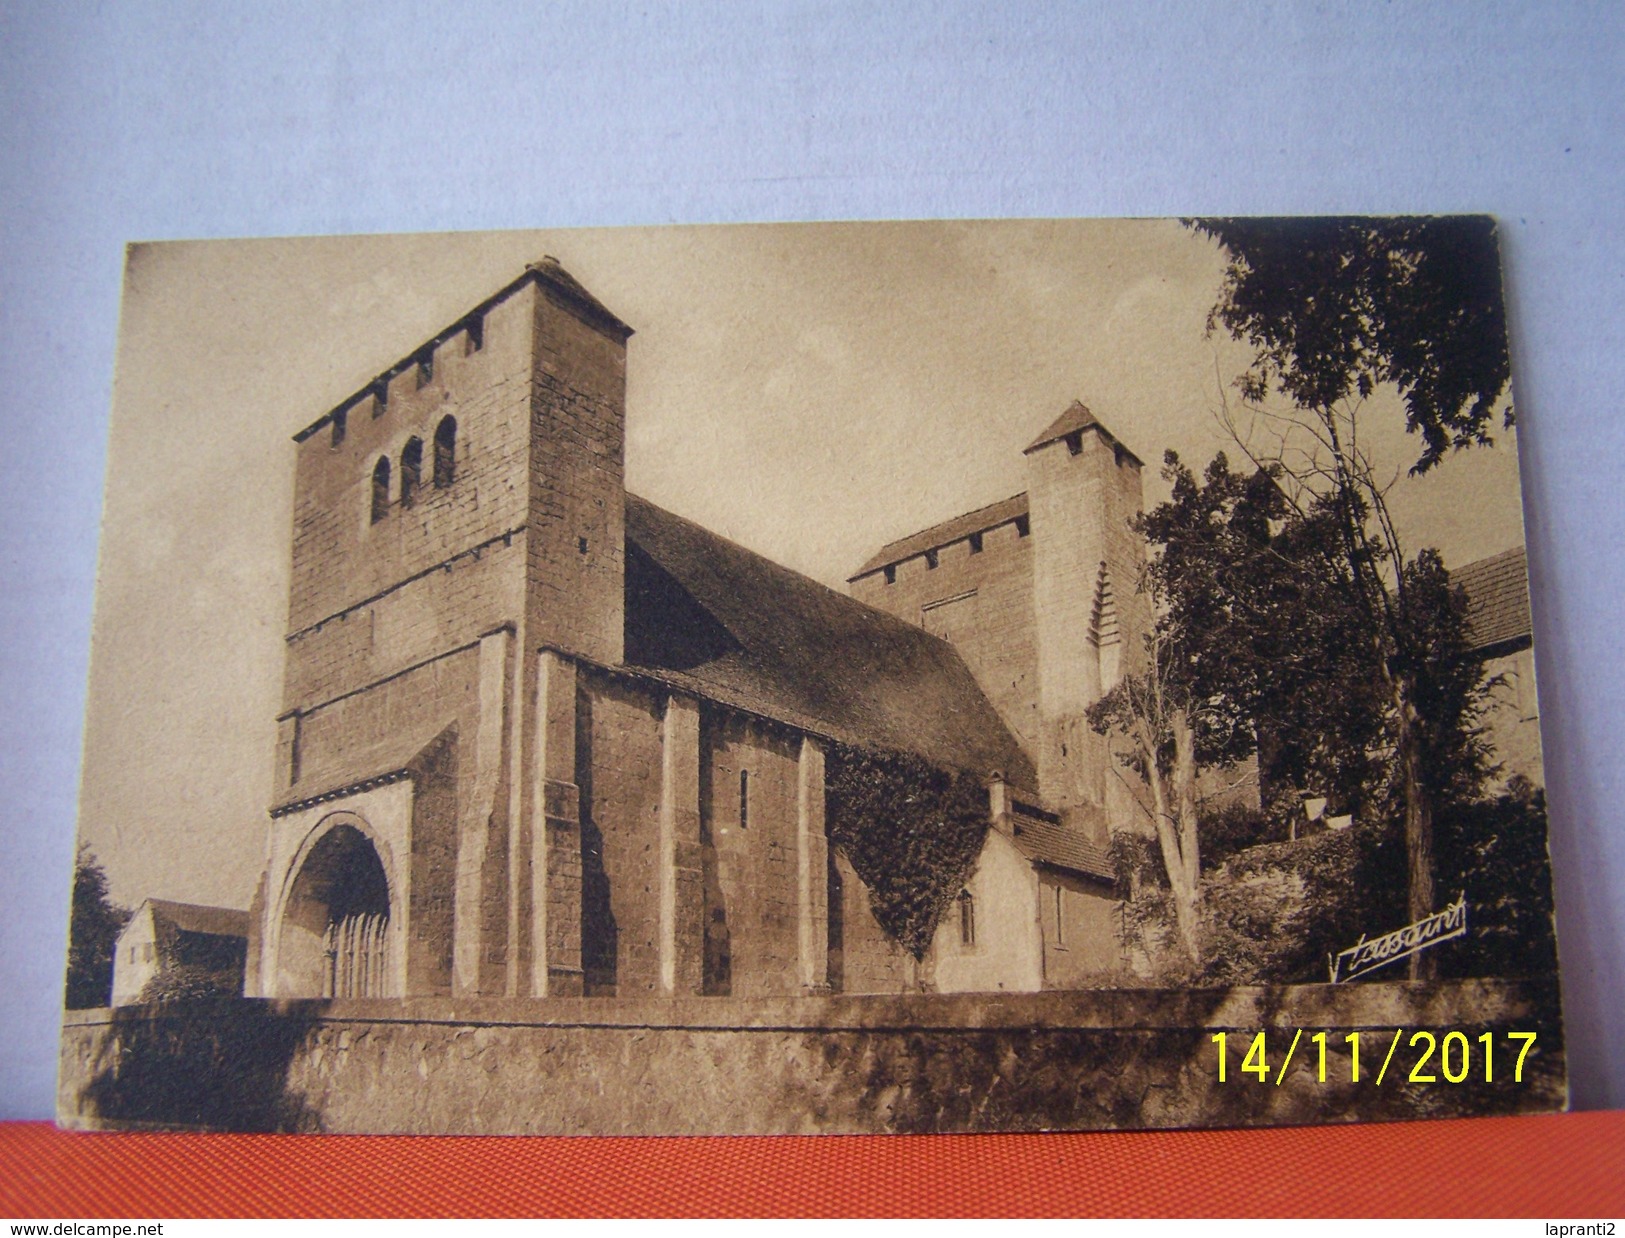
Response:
[1066,430,1083,455]
[434,416,458,488]
[330,408,347,447]
[1015,514,1030,538]
[969,532,983,554]
[371,456,391,523]
[883,564,896,584]
[400,438,423,508]
[416,350,434,388]
[464,315,484,354]
[959,890,975,946]
[925,549,939,570]
[739,769,750,830]
[1053,884,1065,945]
[372,382,388,418]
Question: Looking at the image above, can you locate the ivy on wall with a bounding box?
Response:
[825,745,990,959]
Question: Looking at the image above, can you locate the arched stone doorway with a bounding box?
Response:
[278,821,394,998]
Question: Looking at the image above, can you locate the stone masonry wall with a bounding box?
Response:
[524,279,629,667]
[59,979,1565,1136]
[576,673,666,997]
[278,278,538,812]
[851,516,1041,768]
[1027,428,1146,823]
[280,539,525,723]
[701,712,803,999]
[832,849,915,994]
[570,670,855,1002]
[289,638,483,794]
[285,283,536,642]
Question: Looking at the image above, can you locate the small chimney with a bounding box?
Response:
[986,772,1011,833]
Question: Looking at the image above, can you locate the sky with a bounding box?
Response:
[77,219,1529,911]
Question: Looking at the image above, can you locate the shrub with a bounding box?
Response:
[138,963,242,1005]
[1200,800,1280,870]
[1121,780,1556,987]
[1434,778,1559,978]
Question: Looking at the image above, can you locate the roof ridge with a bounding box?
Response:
[626,492,974,649]
[1450,544,1526,573]
[849,491,1030,580]
[145,896,247,916]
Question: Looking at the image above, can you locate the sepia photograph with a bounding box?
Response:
[59,217,1565,1135]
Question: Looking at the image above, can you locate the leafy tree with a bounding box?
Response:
[1087,450,1378,962]
[1389,549,1498,810]
[1138,451,1393,821]
[1085,452,1285,961]
[67,847,130,1009]
[1086,620,1204,960]
[1434,777,1559,979]
[1189,216,1513,975]
[1090,447,1492,972]
[1191,216,1512,474]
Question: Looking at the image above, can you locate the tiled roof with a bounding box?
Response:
[1007,816,1116,883]
[1451,546,1532,652]
[271,716,451,816]
[1024,399,1101,452]
[626,494,1038,787]
[1022,399,1144,465]
[146,899,250,940]
[527,256,634,340]
[849,492,1029,581]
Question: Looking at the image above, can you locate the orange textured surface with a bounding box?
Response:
[3,1113,1623,1218]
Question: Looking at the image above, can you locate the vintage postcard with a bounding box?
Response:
[61,219,1564,1133]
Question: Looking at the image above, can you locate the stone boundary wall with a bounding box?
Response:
[59,980,1564,1136]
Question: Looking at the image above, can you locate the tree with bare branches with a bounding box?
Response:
[1189,216,1512,976]
[1088,450,1387,966]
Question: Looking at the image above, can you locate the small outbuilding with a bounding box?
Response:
[932,786,1121,994]
[111,898,250,1006]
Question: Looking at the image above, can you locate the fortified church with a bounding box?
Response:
[245,259,1154,1004]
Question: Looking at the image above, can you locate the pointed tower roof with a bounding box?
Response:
[527,255,634,341]
[1022,399,1143,466]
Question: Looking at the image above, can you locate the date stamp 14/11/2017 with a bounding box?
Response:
[1211,1030,1542,1087]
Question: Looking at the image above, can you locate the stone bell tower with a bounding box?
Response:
[1024,400,1149,839]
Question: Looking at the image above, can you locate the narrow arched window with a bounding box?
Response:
[400,437,423,509]
[958,889,975,946]
[371,457,391,523]
[434,416,457,488]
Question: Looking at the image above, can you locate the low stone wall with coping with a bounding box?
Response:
[58,979,1565,1135]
